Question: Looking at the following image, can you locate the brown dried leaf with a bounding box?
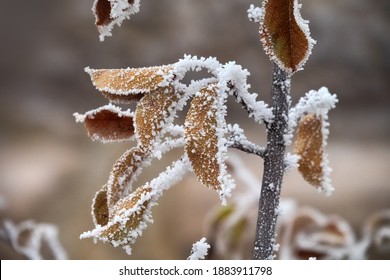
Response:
[185,83,221,191]
[92,185,109,227]
[85,65,173,99]
[294,114,323,187]
[82,107,135,142]
[107,147,145,210]
[260,0,312,73]
[101,186,152,245]
[94,0,136,27]
[135,86,178,150]
[95,0,112,26]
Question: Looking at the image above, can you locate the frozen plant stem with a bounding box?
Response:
[253,63,291,260]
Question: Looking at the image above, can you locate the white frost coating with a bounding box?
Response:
[284,152,300,174]
[217,61,273,124]
[3,220,67,260]
[170,55,273,124]
[187,237,210,260]
[80,157,191,254]
[84,66,173,95]
[247,4,263,23]
[73,103,134,123]
[287,87,338,195]
[93,0,141,41]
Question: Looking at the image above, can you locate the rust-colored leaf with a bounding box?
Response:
[260,0,313,73]
[106,147,146,210]
[85,65,173,98]
[101,186,152,245]
[92,185,109,227]
[135,86,178,151]
[185,83,221,191]
[294,114,323,187]
[95,0,112,26]
[80,106,135,142]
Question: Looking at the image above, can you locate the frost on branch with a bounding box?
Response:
[93,0,141,41]
[187,237,211,260]
[2,220,67,260]
[259,0,315,73]
[75,55,273,254]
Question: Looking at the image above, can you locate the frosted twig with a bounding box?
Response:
[187,237,210,260]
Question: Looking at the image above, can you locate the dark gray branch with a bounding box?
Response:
[252,63,291,260]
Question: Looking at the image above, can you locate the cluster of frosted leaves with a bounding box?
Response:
[290,87,338,195]
[259,0,316,73]
[75,55,272,254]
[277,207,355,260]
[93,0,141,41]
[277,207,390,260]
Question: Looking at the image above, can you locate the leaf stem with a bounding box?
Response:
[252,63,291,260]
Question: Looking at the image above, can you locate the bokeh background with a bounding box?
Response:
[0,0,389,259]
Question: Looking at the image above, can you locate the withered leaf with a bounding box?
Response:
[101,186,152,245]
[106,147,146,210]
[260,0,313,73]
[92,185,109,227]
[93,0,138,41]
[80,106,135,142]
[135,86,179,151]
[294,114,323,187]
[185,83,222,191]
[85,65,173,102]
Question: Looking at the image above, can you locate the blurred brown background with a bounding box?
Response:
[0,0,389,259]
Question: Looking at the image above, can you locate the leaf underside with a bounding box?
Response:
[84,108,135,142]
[294,114,323,187]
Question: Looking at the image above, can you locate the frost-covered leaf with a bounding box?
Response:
[106,147,146,210]
[185,83,233,203]
[74,105,135,143]
[85,65,173,102]
[81,158,190,254]
[100,186,152,246]
[93,0,141,41]
[260,0,315,73]
[135,86,179,151]
[92,185,109,227]
[294,114,324,187]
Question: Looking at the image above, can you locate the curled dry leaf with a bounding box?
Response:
[106,147,146,210]
[81,106,135,143]
[294,114,324,188]
[260,0,314,73]
[85,65,173,103]
[92,185,109,227]
[100,186,152,246]
[185,84,221,191]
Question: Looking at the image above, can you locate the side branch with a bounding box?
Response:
[252,63,291,260]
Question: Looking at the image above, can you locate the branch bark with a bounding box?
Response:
[252,63,291,260]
